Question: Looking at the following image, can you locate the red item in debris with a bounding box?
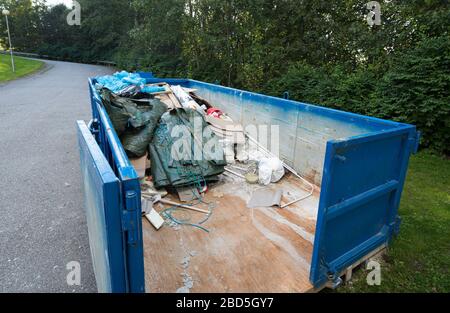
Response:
[207,108,223,119]
[199,185,208,194]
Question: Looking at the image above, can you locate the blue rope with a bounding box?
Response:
[161,207,212,233]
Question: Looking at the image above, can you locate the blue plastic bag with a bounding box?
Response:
[96,71,147,94]
[141,86,166,93]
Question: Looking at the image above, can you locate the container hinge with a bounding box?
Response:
[389,216,402,238]
[325,272,343,289]
[122,191,139,246]
[88,118,99,136]
[324,263,343,289]
[409,131,421,155]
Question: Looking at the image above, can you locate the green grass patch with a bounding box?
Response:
[335,151,450,293]
[0,54,44,82]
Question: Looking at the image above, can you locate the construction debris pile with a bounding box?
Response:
[149,108,226,189]
[95,71,314,233]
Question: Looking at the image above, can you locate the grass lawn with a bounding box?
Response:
[335,151,450,293]
[0,54,44,82]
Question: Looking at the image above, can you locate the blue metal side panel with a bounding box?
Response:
[152,78,405,130]
[310,126,418,287]
[187,78,385,127]
[77,120,127,292]
[145,77,190,87]
[136,72,154,79]
[88,79,145,293]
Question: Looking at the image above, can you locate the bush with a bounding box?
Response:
[263,36,449,155]
[376,36,450,155]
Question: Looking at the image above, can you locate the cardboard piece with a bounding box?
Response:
[145,208,165,230]
[130,152,148,178]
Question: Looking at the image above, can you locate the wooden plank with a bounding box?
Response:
[155,91,183,110]
[345,266,353,282]
[308,244,387,292]
[168,91,183,109]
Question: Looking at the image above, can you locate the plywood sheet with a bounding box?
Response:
[143,174,320,293]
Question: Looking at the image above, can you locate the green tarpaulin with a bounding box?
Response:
[99,88,167,158]
[149,108,226,189]
[99,87,226,189]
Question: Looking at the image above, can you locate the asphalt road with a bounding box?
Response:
[0,60,114,292]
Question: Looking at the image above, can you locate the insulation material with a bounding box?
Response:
[171,85,201,110]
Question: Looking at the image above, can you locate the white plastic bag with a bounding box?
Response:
[258,157,285,185]
[258,160,273,185]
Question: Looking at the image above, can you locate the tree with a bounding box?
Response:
[0,0,448,153]
[115,0,185,74]
[0,0,46,52]
[76,0,135,61]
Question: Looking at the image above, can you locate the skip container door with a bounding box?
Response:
[77,120,129,292]
[310,127,418,288]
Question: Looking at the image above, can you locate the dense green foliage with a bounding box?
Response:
[0,0,448,153]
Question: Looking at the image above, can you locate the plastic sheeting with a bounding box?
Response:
[99,88,168,158]
[141,85,166,94]
[96,71,147,94]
